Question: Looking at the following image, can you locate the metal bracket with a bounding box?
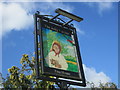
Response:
[50,14,60,21]
[63,19,73,26]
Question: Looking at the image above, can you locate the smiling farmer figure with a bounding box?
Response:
[46,41,68,70]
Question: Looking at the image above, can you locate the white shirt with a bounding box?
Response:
[46,51,68,70]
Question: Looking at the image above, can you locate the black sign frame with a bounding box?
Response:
[34,13,86,87]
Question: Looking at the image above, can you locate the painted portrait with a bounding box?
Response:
[42,27,79,72]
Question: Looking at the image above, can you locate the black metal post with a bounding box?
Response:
[34,13,40,78]
[56,77,70,90]
[56,82,68,90]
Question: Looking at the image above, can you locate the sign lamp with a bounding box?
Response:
[55,8,83,22]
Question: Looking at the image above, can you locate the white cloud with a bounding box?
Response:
[2,1,112,38]
[1,3,33,38]
[1,1,113,38]
[20,2,74,15]
[98,2,113,15]
[0,3,2,39]
[0,2,75,38]
[1,0,119,2]
[86,2,113,15]
[76,27,85,35]
[83,64,111,87]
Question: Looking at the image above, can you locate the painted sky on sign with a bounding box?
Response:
[0,1,118,88]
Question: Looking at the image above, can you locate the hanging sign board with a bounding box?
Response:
[38,19,85,83]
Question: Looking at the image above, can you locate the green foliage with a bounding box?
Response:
[2,54,118,89]
[3,54,55,89]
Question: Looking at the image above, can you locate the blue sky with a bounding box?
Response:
[0,1,118,87]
